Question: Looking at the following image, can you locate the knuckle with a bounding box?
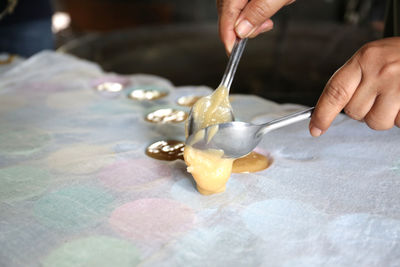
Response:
[325,80,350,106]
[223,6,236,18]
[359,44,381,61]
[216,0,229,15]
[378,61,400,79]
[365,114,393,130]
[248,1,271,22]
[344,107,364,121]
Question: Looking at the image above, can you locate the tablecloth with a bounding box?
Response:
[0,51,400,267]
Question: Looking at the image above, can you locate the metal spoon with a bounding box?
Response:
[186,38,248,137]
[186,107,314,158]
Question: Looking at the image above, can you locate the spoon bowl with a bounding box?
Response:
[186,107,314,158]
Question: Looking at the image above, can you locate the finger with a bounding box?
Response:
[343,78,377,121]
[395,111,400,128]
[248,19,274,38]
[364,92,400,130]
[309,56,362,137]
[218,0,248,53]
[235,0,291,38]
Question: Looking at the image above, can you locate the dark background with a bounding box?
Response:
[5,0,389,105]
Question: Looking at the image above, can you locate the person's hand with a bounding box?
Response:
[217,0,295,53]
[309,37,400,137]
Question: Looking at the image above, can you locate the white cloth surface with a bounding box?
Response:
[0,51,400,267]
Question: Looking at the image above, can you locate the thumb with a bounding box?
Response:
[235,0,292,38]
[309,57,362,137]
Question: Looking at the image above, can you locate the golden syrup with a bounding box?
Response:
[146,140,185,161]
[128,89,168,101]
[145,108,188,123]
[232,151,271,173]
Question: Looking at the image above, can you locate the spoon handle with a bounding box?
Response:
[259,107,315,136]
[220,38,248,91]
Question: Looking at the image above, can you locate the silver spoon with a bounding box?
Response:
[186,107,314,158]
[186,38,248,137]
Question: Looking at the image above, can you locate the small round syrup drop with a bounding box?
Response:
[96,82,124,93]
[0,54,15,65]
[128,89,168,101]
[232,151,271,173]
[146,140,185,161]
[177,95,202,107]
[145,108,188,123]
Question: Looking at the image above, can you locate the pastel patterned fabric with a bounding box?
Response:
[0,52,399,267]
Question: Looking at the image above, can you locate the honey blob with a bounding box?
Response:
[184,145,234,195]
[183,85,235,195]
[189,85,233,131]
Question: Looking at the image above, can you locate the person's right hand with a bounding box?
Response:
[309,37,400,137]
[217,0,295,53]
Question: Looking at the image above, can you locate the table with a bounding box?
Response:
[0,52,399,267]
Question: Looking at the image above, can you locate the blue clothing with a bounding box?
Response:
[0,0,52,25]
[0,19,53,57]
[0,0,53,57]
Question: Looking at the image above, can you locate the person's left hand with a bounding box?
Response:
[309,37,400,137]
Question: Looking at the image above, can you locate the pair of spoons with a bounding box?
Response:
[187,38,314,158]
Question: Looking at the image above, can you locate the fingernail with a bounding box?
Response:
[226,43,234,56]
[235,19,254,38]
[310,126,322,137]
